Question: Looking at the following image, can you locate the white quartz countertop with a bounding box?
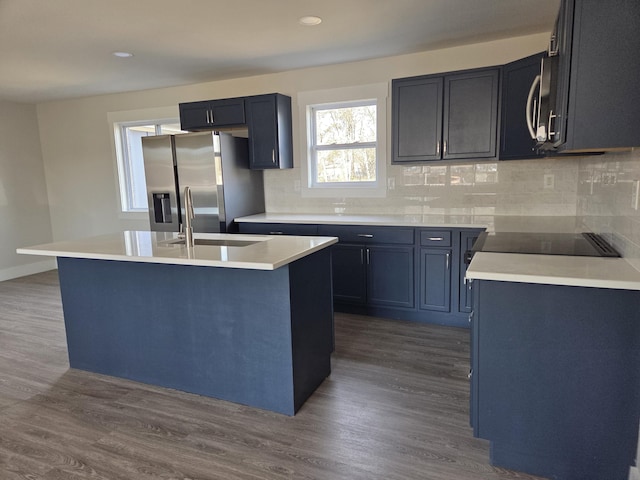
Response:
[17,231,338,270]
[235,213,586,233]
[466,252,640,291]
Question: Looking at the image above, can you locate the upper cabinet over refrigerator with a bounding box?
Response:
[532,0,640,153]
[178,93,294,169]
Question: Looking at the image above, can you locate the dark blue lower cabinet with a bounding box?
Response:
[473,279,640,480]
[331,244,367,304]
[332,244,414,309]
[458,231,480,313]
[367,245,414,308]
[419,248,451,312]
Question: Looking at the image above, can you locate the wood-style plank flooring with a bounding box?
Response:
[0,270,546,479]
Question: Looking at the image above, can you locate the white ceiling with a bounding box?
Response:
[0,0,560,104]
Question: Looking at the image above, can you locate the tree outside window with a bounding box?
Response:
[310,100,377,187]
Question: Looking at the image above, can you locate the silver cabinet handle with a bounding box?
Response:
[445,252,450,270]
[357,234,374,238]
[366,248,370,265]
[268,231,284,235]
[360,248,364,265]
[428,236,443,241]
[469,311,474,323]
[468,369,473,380]
[271,149,275,164]
[205,109,210,124]
[436,140,440,155]
[526,73,541,140]
[549,32,558,56]
[443,140,447,156]
[548,110,557,140]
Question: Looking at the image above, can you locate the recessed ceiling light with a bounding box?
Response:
[298,15,322,26]
[112,51,134,58]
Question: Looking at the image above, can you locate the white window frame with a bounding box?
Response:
[298,83,388,198]
[309,99,378,188]
[107,106,180,218]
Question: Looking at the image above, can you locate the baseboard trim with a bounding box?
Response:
[0,259,57,282]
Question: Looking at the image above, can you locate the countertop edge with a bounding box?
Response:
[17,234,339,270]
[466,252,640,291]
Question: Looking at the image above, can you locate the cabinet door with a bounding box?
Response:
[419,248,451,312]
[392,76,443,163]
[367,246,414,309]
[246,94,293,169]
[562,0,640,151]
[459,231,481,313]
[179,98,245,131]
[209,98,245,126]
[500,53,546,160]
[443,69,499,160]
[331,245,367,305]
[179,100,212,131]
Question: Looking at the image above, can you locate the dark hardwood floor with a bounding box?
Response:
[0,270,546,479]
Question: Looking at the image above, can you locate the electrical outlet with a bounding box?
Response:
[543,174,555,189]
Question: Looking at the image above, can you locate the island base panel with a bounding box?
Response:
[56,252,333,415]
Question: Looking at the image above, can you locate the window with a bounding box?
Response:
[310,100,377,187]
[114,121,184,212]
[298,83,387,198]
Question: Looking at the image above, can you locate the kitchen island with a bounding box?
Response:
[18,231,338,415]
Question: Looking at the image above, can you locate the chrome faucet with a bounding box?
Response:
[183,186,194,247]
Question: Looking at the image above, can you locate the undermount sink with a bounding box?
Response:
[162,238,259,247]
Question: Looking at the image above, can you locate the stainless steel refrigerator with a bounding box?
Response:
[142,131,264,233]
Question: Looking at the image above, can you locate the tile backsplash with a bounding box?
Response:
[264,149,640,270]
[577,148,640,271]
[265,157,580,217]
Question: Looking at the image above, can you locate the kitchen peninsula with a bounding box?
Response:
[17,231,338,415]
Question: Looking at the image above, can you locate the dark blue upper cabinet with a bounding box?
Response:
[179,98,246,131]
[178,93,293,170]
[443,69,499,160]
[553,0,640,151]
[246,94,293,169]
[392,76,443,162]
[499,52,547,160]
[392,67,499,163]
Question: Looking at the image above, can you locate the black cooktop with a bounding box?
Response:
[472,232,620,257]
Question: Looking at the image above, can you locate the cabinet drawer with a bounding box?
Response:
[419,230,452,247]
[237,222,318,236]
[317,225,414,245]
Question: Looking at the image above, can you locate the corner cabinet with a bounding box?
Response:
[392,67,499,163]
[554,0,640,152]
[246,94,293,169]
[458,230,481,313]
[179,98,246,131]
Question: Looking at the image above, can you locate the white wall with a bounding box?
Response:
[0,101,55,280]
[36,33,549,242]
